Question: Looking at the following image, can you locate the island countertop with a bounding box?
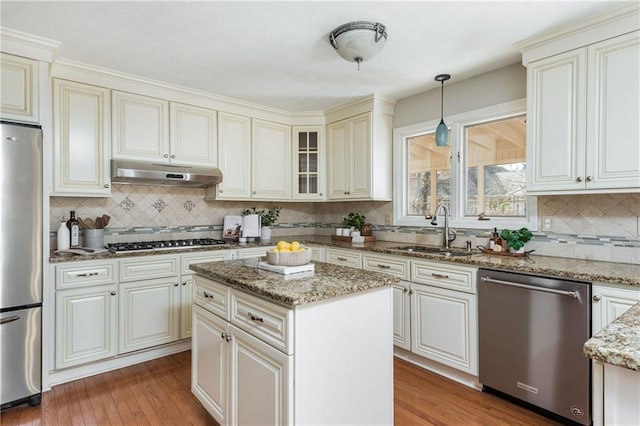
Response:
[189,257,399,306]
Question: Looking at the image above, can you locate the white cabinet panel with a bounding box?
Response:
[55,285,118,369]
[293,126,324,200]
[350,113,372,198]
[603,364,640,426]
[119,255,178,282]
[53,79,111,196]
[327,120,349,200]
[592,285,640,334]
[0,53,39,123]
[55,260,117,289]
[170,102,217,167]
[252,119,292,199]
[392,282,411,351]
[118,278,180,353]
[216,112,251,199]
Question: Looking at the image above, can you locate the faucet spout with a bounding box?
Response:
[431,204,456,249]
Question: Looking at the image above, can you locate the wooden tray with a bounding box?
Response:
[331,235,376,242]
[479,247,534,257]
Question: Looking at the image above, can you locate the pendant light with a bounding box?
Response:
[435,74,451,147]
[329,21,387,70]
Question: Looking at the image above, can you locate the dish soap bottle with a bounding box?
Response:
[66,210,80,247]
[57,219,70,250]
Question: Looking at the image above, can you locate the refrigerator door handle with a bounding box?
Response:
[0,315,20,325]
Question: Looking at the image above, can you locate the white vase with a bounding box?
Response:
[261,226,272,241]
[513,246,525,254]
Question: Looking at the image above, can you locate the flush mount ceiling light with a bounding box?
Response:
[435,73,451,147]
[329,21,387,70]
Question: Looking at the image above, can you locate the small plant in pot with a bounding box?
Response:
[342,212,366,232]
[500,227,533,253]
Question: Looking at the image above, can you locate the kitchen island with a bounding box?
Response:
[190,257,398,426]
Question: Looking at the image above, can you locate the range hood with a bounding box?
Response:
[110,159,223,188]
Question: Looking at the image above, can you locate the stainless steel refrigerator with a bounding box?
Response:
[1,121,43,409]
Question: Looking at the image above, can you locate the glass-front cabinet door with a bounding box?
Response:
[293,126,324,200]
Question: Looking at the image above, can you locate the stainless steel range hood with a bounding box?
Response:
[111,159,223,188]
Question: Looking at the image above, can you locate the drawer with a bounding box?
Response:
[411,260,477,293]
[119,254,178,282]
[308,245,326,262]
[362,253,410,280]
[56,260,117,289]
[193,275,230,321]
[325,248,362,269]
[235,246,275,259]
[230,290,293,355]
[181,250,230,274]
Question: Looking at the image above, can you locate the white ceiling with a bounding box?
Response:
[1,1,629,111]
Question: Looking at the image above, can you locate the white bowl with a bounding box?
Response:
[266,248,312,266]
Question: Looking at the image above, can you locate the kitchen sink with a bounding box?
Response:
[390,245,475,257]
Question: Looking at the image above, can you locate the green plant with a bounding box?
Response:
[500,227,533,250]
[342,212,366,230]
[242,206,281,226]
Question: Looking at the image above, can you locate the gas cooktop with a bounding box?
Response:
[107,238,228,253]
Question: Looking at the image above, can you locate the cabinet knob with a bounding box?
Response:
[164,154,169,158]
[409,289,414,295]
[110,291,116,296]
[586,176,593,182]
[171,154,176,159]
[181,281,187,286]
[221,332,232,342]
[252,191,256,194]
[174,283,179,287]
[592,295,601,302]
[576,176,583,183]
[403,287,408,293]
[219,189,223,193]
[319,193,323,196]
[104,184,110,189]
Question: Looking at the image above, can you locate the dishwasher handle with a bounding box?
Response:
[481,276,580,299]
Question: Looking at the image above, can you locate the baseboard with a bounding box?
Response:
[394,347,482,391]
[46,339,191,389]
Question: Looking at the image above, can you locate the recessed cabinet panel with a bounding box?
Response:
[350,114,372,198]
[392,283,411,350]
[0,53,38,123]
[217,112,252,199]
[170,102,217,167]
[252,119,291,199]
[327,121,349,199]
[53,79,111,196]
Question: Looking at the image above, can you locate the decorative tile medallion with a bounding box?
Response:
[119,196,135,212]
[153,199,167,213]
[184,200,196,212]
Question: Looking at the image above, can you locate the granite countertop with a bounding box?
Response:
[190,257,398,306]
[584,303,640,372]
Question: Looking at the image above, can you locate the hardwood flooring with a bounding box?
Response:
[2,352,558,426]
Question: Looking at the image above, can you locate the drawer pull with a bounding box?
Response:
[76,272,99,277]
[431,273,449,279]
[248,312,264,322]
[377,264,391,269]
[203,291,214,299]
[336,257,348,261]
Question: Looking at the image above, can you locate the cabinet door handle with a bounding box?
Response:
[403,287,408,293]
[110,291,116,296]
[409,289,414,295]
[182,281,187,286]
[252,191,256,194]
[174,283,179,287]
[576,176,583,182]
[431,273,449,279]
[171,154,176,159]
[221,332,232,342]
[77,272,99,277]
[377,264,391,269]
[586,176,593,182]
[219,189,223,193]
[164,154,169,158]
[104,184,110,188]
[248,312,264,322]
[336,257,348,261]
[203,291,214,299]
[592,295,601,302]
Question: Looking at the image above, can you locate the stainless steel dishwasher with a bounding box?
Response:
[477,268,591,425]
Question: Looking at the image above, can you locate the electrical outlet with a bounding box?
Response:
[385,214,392,225]
[543,217,552,230]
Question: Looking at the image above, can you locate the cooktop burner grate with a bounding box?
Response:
[107,238,228,253]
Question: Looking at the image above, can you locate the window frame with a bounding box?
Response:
[393,98,537,231]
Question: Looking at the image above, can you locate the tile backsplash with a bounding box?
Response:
[50,186,639,265]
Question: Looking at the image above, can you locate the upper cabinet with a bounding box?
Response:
[112,91,217,167]
[326,97,394,201]
[0,53,39,123]
[211,114,292,201]
[519,6,640,195]
[52,79,111,196]
[293,126,324,200]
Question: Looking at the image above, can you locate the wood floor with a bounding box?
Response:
[2,352,558,426]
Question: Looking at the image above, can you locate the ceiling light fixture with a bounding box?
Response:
[435,74,451,147]
[329,21,387,70]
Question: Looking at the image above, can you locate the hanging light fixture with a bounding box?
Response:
[435,74,451,147]
[329,21,387,70]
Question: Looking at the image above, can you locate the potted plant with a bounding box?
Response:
[342,212,366,233]
[242,206,281,241]
[500,227,533,253]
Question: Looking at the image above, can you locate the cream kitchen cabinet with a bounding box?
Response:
[325,247,362,269]
[524,30,640,194]
[54,260,119,369]
[180,250,231,339]
[214,112,252,199]
[592,284,640,334]
[52,79,111,196]
[252,119,292,199]
[293,126,324,200]
[112,91,220,167]
[0,53,39,123]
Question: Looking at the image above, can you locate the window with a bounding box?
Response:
[393,99,536,230]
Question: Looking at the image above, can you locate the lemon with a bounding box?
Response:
[290,241,301,251]
[272,248,279,253]
[276,240,290,250]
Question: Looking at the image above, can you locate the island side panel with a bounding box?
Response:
[293,286,394,425]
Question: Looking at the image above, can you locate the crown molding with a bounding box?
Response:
[0,27,59,62]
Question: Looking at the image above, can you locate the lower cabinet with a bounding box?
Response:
[392,282,411,351]
[55,284,118,369]
[118,277,181,353]
[411,283,478,375]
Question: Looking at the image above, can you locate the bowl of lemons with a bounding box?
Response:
[266,240,311,266]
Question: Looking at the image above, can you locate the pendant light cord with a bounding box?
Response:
[440,80,444,120]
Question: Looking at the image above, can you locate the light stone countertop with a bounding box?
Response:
[189,257,398,306]
[584,303,640,372]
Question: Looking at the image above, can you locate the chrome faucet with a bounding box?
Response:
[429,204,457,250]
